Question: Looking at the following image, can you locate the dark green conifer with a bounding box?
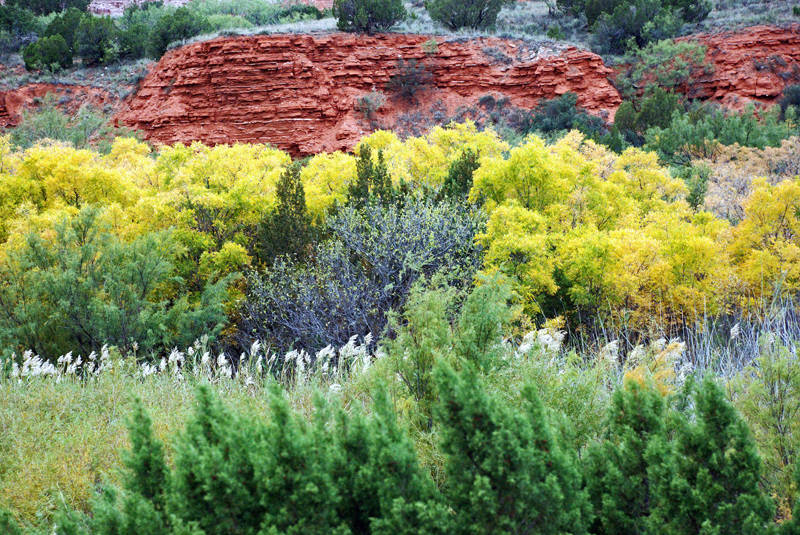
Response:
[648,376,775,535]
[331,388,451,535]
[584,380,665,535]
[170,385,264,535]
[256,162,312,265]
[440,149,479,201]
[435,362,590,535]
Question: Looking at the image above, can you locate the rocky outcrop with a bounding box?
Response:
[0,83,114,128]
[688,24,800,108]
[116,33,621,155]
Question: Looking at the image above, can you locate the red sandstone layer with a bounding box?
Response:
[116,33,621,155]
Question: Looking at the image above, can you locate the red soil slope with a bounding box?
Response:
[116,33,621,155]
[689,24,800,108]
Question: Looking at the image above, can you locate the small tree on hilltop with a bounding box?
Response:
[425,0,512,30]
[333,0,406,34]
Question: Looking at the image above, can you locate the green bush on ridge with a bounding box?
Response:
[333,0,406,34]
[425,0,513,30]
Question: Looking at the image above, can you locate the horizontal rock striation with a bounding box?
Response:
[688,24,800,108]
[116,33,621,155]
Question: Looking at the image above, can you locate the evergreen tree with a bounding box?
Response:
[0,507,23,535]
[348,144,393,207]
[440,149,480,201]
[648,376,775,535]
[256,162,312,265]
[90,400,171,534]
[44,7,84,53]
[435,362,590,534]
[584,380,666,535]
[75,15,117,66]
[331,388,451,535]
[255,384,347,534]
[425,0,511,30]
[123,399,169,512]
[170,385,264,535]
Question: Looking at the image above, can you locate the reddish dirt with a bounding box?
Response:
[687,24,800,109]
[0,83,116,128]
[115,33,621,155]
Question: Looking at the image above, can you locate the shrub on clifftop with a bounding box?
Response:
[425,0,512,30]
[333,0,406,34]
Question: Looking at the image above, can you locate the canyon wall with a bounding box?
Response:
[689,24,800,108]
[116,33,621,155]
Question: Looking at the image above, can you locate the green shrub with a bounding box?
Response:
[7,0,88,16]
[22,33,72,71]
[527,92,609,138]
[148,7,211,58]
[648,376,775,534]
[0,207,230,360]
[385,280,457,424]
[435,362,591,534]
[333,0,406,34]
[9,96,131,151]
[731,341,800,511]
[0,507,23,535]
[205,13,253,31]
[591,0,682,55]
[255,162,314,265]
[635,87,683,130]
[645,104,797,166]
[677,162,710,209]
[43,7,83,53]
[425,0,512,30]
[75,15,117,66]
[386,58,434,102]
[0,5,41,52]
[346,143,394,206]
[779,84,800,121]
[584,381,666,535]
[440,148,480,200]
[616,39,711,100]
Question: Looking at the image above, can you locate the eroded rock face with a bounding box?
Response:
[0,83,114,128]
[689,24,800,108]
[116,32,621,155]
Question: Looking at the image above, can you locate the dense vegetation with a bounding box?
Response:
[0,0,327,68]
[1,0,800,530]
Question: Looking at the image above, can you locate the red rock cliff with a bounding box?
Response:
[116,33,621,155]
[688,24,800,108]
